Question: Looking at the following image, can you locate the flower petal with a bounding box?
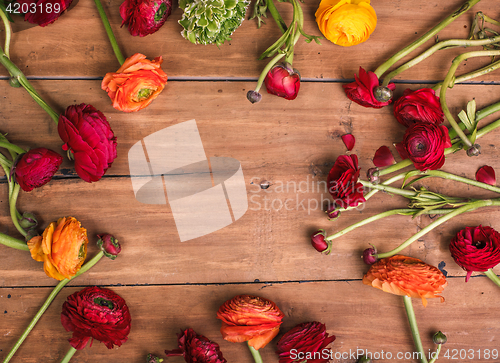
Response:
[341,134,355,151]
[476,165,496,186]
[373,146,395,167]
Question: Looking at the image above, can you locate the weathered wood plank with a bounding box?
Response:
[1,0,499,81]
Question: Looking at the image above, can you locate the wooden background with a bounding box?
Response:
[1,0,500,361]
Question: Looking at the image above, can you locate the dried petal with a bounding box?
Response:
[476,165,496,186]
[341,134,355,151]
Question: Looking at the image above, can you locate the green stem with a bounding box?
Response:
[433,58,500,91]
[440,50,500,150]
[484,268,500,288]
[403,296,428,363]
[0,232,29,251]
[381,35,500,87]
[60,346,77,363]
[376,199,497,259]
[373,0,482,78]
[1,251,104,363]
[0,8,11,59]
[476,101,500,121]
[254,53,285,93]
[428,345,443,363]
[424,170,500,194]
[359,179,444,199]
[265,0,287,33]
[325,208,453,241]
[0,141,25,155]
[9,184,26,237]
[246,342,263,363]
[93,0,125,65]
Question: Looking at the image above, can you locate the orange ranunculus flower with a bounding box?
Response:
[363,255,447,307]
[216,294,284,350]
[27,217,89,280]
[315,0,377,47]
[101,53,168,113]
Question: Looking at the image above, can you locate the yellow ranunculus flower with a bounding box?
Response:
[28,217,88,280]
[315,0,377,47]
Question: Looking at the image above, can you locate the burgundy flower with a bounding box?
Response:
[97,234,121,260]
[276,321,335,363]
[16,0,73,27]
[165,328,227,363]
[14,148,63,192]
[264,63,300,100]
[397,123,451,171]
[327,155,365,209]
[393,88,444,127]
[58,103,117,183]
[341,134,355,151]
[343,67,396,108]
[373,146,395,167]
[476,165,496,186]
[120,0,172,37]
[450,225,500,281]
[61,286,131,350]
[311,230,331,254]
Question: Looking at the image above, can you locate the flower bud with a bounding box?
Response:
[25,228,39,243]
[373,86,393,103]
[325,204,341,221]
[366,167,380,184]
[466,144,481,157]
[9,77,21,88]
[146,353,164,363]
[247,90,262,104]
[19,212,38,230]
[433,331,447,345]
[357,356,372,363]
[97,234,121,260]
[362,247,378,265]
[311,230,331,254]
[264,63,301,100]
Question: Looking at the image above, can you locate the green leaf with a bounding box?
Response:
[224,0,237,9]
[457,109,474,132]
[467,99,476,125]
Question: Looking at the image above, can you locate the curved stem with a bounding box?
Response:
[381,35,500,87]
[1,251,104,363]
[325,208,453,241]
[428,345,443,363]
[60,346,77,363]
[246,342,263,363]
[424,170,500,194]
[484,268,500,288]
[265,0,287,33]
[376,200,497,259]
[373,0,482,78]
[0,232,29,251]
[0,8,11,59]
[359,179,443,199]
[254,53,285,93]
[9,184,26,237]
[403,296,428,363]
[433,58,500,91]
[0,141,26,155]
[93,0,125,65]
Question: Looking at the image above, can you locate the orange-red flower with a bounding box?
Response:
[101,53,168,112]
[216,294,284,350]
[27,217,89,280]
[362,255,447,307]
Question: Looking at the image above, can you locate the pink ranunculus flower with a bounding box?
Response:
[14,148,63,191]
[264,63,300,100]
[120,0,172,37]
[393,88,444,127]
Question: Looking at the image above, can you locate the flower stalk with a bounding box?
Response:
[93,0,125,65]
[403,296,428,363]
[60,347,77,363]
[247,342,263,363]
[483,268,500,288]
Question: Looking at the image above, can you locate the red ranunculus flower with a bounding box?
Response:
[343,67,395,108]
[449,225,500,282]
[14,148,63,192]
[120,0,172,37]
[264,63,300,100]
[276,321,336,363]
[393,88,444,127]
[165,328,227,363]
[327,154,365,209]
[16,0,73,27]
[58,103,117,183]
[397,123,451,171]
[61,286,131,350]
[311,230,331,254]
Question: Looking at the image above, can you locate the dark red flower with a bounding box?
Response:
[61,286,131,350]
[165,328,227,363]
[449,225,500,281]
[397,123,451,171]
[264,63,300,100]
[120,0,172,37]
[343,67,395,108]
[58,103,117,183]
[373,146,395,167]
[97,233,121,260]
[393,88,444,127]
[327,155,365,209]
[14,148,62,192]
[276,321,335,363]
[311,230,331,254]
[16,0,73,27]
[476,165,496,186]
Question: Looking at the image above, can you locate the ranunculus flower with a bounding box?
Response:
[363,255,447,307]
[393,88,444,127]
[327,154,365,209]
[216,294,284,350]
[61,286,131,350]
[101,53,168,112]
[476,165,496,186]
[14,148,63,192]
[97,233,121,260]
[58,103,117,183]
[397,122,451,171]
[120,0,172,37]
[315,0,377,47]
[372,145,395,167]
[276,321,336,363]
[311,230,331,254]
[16,0,73,27]
[343,67,395,108]
[449,225,500,282]
[27,217,88,280]
[264,63,300,100]
[165,328,227,363]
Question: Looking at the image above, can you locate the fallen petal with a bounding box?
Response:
[476,165,496,186]
[373,146,396,167]
[341,134,355,151]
